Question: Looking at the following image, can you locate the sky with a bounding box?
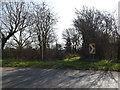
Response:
[40,0,120,44]
[2,0,120,43]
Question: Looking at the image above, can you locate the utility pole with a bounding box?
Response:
[0,25,1,60]
[118,1,120,29]
[118,1,120,60]
[118,2,120,89]
[41,32,44,61]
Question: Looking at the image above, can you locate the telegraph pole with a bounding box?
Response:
[118,2,120,89]
[41,32,44,61]
[118,1,120,29]
[0,2,2,60]
[118,1,120,60]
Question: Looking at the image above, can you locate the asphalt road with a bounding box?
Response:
[2,67,120,88]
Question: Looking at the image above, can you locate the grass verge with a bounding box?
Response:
[1,58,120,71]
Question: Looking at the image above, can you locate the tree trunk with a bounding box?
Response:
[2,38,7,50]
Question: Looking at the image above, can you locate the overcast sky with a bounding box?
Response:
[3,0,120,43]
[40,0,120,43]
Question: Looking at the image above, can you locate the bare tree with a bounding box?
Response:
[7,28,33,49]
[31,2,57,60]
[1,2,32,49]
[63,28,82,54]
[73,6,117,59]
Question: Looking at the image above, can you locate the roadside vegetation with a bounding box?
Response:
[1,1,120,72]
[2,58,120,71]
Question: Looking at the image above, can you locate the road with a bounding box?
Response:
[2,67,120,88]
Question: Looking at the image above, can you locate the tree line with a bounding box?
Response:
[1,2,120,61]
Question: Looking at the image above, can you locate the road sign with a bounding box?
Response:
[89,43,96,54]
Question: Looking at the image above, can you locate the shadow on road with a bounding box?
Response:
[2,68,118,88]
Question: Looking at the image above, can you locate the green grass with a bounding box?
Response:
[1,58,120,71]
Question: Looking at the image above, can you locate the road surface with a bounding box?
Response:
[2,67,120,88]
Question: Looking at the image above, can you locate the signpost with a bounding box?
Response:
[89,43,96,59]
